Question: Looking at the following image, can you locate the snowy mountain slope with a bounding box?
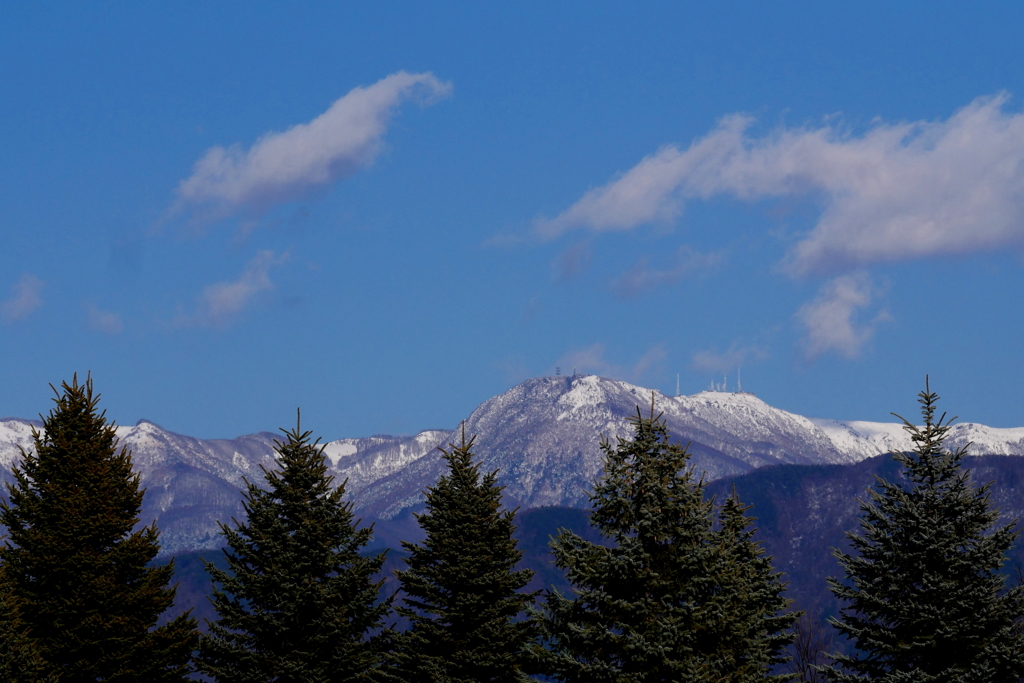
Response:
[807,417,1024,461]
[0,418,284,553]
[349,375,1024,518]
[0,418,42,468]
[2,374,1024,553]
[0,417,448,553]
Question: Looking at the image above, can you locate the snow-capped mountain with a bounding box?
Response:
[2,374,1023,554]
[347,375,1024,518]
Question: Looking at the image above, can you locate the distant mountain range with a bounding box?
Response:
[3,374,1024,557]
[703,453,1024,620]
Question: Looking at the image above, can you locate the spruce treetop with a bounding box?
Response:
[388,427,536,683]
[0,375,198,682]
[824,379,1024,682]
[531,401,795,682]
[198,412,389,683]
[4,375,143,552]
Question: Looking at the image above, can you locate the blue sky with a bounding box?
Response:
[2,3,1024,438]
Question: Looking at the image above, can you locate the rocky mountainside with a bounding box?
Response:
[347,375,1024,517]
[2,374,1024,555]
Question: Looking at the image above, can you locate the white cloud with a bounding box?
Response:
[611,245,722,297]
[537,144,693,239]
[175,71,452,222]
[540,94,1024,276]
[691,343,768,374]
[181,250,286,328]
[558,343,667,383]
[795,273,889,359]
[86,305,124,335]
[1,273,43,322]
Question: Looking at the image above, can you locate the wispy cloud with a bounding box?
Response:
[539,94,1024,276]
[86,305,124,335]
[496,356,532,385]
[174,71,452,224]
[558,343,617,377]
[795,273,889,359]
[552,240,592,281]
[611,245,722,297]
[1,273,44,322]
[558,343,667,383]
[178,250,287,328]
[538,145,692,239]
[691,343,768,374]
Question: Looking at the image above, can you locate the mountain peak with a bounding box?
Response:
[4,376,1024,555]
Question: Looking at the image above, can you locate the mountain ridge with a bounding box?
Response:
[3,374,1024,554]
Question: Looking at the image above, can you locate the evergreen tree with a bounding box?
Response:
[823,381,1024,681]
[717,492,800,680]
[0,569,55,683]
[197,416,390,683]
[0,376,199,682]
[385,429,536,683]
[530,404,796,682]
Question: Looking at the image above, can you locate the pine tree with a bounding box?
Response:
[0,376,199,682]
[717,492,800,681]
[385,429,537,683]
[197,415,390,683]
[823,381,1024,681]
[530,403,796,682]
[0,569,55,683]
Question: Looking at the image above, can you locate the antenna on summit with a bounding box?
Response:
[737,367,742,393]
[676,374,680,397]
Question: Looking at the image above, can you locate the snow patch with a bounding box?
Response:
[0,419,38,466]
[322,441,358,465]
[809,418,911,460]
[556,375,606,417]
[415,429,449,444]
